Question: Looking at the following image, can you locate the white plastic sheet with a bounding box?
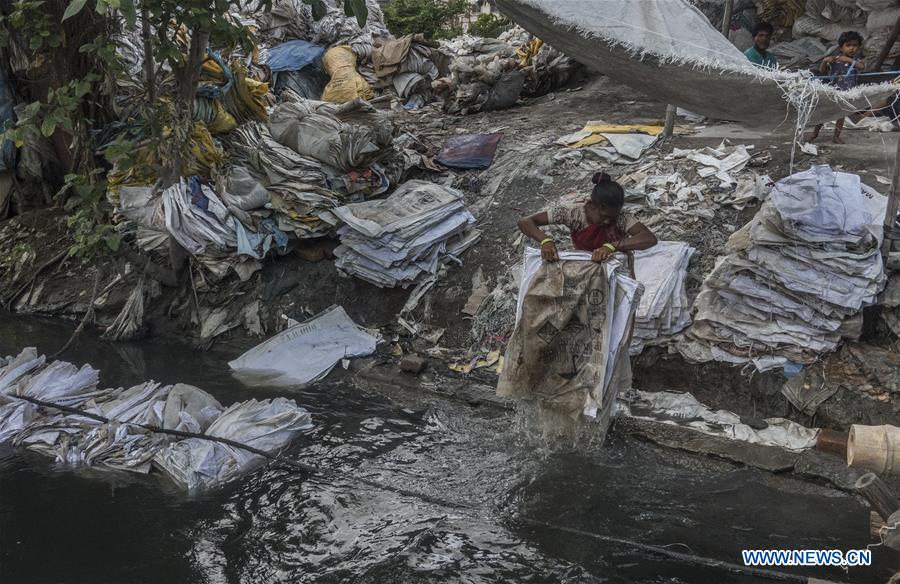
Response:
[0,348,314,486]
[620,390,819,452]
[688,165,887,368]
[631,241,694,354]
[228,305,378,386]
[495,0,895,127]
[153,397,313,491]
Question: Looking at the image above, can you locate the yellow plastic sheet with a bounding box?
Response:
[448,350,504,374]
[567,123,665,148]
[321,45,374,103]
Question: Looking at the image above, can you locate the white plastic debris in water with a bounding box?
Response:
[153,397,313,491]
[0,347,314,487]
[620,390,819,452]
[228,305,379,386]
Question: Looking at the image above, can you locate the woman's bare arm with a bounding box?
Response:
[517,211,559,262]
[615,222,658,252]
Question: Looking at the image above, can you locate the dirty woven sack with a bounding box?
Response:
[436,133,503,169]
[498,250,642,428]
[321,45,374,103]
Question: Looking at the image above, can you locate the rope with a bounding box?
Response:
[523,519,845,584]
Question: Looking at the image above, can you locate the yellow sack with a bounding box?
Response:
[185,123,224,178]
[516,38,543,68]
[321,45,374,103]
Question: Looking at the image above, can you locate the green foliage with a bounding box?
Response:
[61,171,121,259]
[384,0,469,39]
[469,12,510,38]
[0,1,63,51]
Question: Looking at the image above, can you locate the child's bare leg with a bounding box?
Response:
[833,118,845,144]
[808,124,822,142]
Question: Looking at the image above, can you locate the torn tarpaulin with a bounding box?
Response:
[436,133,503,170]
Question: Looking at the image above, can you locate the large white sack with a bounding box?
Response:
[228,305,378,386]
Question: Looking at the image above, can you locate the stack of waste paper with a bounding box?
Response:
[631,241,695,355]
[498,250,641,438]
[0,348,312,491]
[684,165,887,371]
[322,180,481,288]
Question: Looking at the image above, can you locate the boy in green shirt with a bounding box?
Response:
[744,22,777,69]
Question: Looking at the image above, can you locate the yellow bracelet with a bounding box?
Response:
[540,238,554,247]
[603,243,617,252]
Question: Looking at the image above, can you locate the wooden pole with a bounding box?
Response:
[663,104,677,138]
[720,0,734,37]
[855,472,900,520]
[883,136,900,258]
[872,12,900,74]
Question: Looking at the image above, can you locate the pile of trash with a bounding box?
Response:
[432,26,580,115]
[0,348,312,491]
[322,180,481,288]
[683,165,887,371]
[631,241,695,355]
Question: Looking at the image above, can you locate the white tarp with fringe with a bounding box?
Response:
[495,0,895,129]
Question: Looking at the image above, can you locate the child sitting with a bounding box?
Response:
[808,31,866,144]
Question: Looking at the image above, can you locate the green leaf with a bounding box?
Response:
[40,118,56,137]
[309,0,326,20]
[95,0,106,14]
[348,0,368,28]
[103,234,121,252]
[119,0,136,27]
[62,0,88,21]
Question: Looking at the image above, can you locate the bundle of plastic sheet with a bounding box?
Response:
[685,165,887,371]
[325,180,481,288]
[229,305,378,386]
[0,348,313,489]
[630,241,694,355]
[267,96,404,199]
[498,251,641,436]
[227,122,327,186]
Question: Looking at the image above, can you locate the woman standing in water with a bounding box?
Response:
[516,172,658,272]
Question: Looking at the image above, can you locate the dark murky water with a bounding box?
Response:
[0,314,897,584]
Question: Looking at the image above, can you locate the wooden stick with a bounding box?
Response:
[872,12,900,75]
[855,472,900,520]
[720,0,734,37]
[2,249,68,309]
[663,104,677,138]
[884,137,900,258]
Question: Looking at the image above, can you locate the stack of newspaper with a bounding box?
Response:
[324,180,481,287]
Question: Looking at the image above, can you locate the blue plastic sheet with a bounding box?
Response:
[264,40,325,73]
[235,219,289,260]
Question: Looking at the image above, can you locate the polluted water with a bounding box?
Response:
[0,313,892,584]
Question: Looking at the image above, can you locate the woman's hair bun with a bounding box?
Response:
[592,171,611,185]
